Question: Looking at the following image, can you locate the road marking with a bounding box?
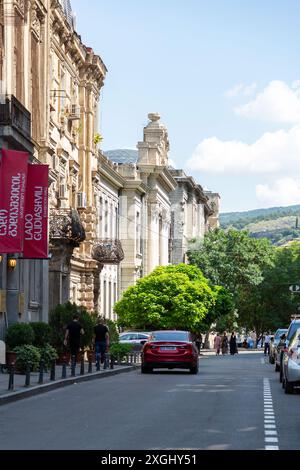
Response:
[263,379,279,450]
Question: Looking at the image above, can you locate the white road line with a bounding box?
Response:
[263,378,279,450]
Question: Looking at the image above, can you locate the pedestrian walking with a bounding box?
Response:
[64,314,84,366]
[264,333,271,356]
[214,333,221,355]
[221,332,229,355]
[229,332,237,355]
[195,332,203,354]
[94,317,109,364]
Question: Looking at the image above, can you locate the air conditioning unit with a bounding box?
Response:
[59,183,67,199]
[77,192,87,209]
[68,104,80,120]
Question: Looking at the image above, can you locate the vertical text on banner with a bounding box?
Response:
[0,149,29,253]
[23,164,49,259]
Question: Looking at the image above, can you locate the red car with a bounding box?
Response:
[141,330,199,374]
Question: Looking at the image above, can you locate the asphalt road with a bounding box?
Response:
[0,351,299,450]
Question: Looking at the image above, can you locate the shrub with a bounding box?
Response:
[49,302,97,353]
[14,345,41,372]
[5,323,35,350]
[39,344,58,368]
[109,342,133,360]
[31,323,52,348]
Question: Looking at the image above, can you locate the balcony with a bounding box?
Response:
[92,239,124,265]
[49,208,86,247]
[0,95,31,140]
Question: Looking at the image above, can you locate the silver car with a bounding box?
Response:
[282,328,300,394]
[119,332,150,350]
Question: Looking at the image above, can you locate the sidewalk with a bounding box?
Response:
[0,361,137,406]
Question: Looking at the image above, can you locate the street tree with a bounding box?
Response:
[114,264,216,331]
[187,229,275,294]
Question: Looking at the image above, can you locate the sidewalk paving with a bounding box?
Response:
[0,362,137,406]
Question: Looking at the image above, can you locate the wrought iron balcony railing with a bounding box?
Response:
[0,95,31,140]
[49,208,86,247]
[92,239,124,265]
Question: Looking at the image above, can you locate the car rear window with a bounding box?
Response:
[151,332,189,342]
[287,322,300,341]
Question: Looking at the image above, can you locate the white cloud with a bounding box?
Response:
[187,125,300,174]
[235,80,300,124]
[256,178,300,207]
[225,82,257,99]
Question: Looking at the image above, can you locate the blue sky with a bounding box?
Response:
[71,0,300,212]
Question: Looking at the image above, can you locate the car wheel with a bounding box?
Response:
[284,379,294,394]
[190,365,199,374]
[141,365,152,374]
[275,363,280,372]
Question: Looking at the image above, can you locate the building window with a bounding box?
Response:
[103,280,107,317]
[136,211,141,254]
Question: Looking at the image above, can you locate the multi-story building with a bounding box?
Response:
[0,0,111,336]
[106,113,220,299]
[169,169,214,265]
[0,0,50,337]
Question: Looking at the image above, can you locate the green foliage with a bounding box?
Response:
[49,302,97,353]
[5,323,35,350]
[14,345,41,372]
[31,323,52,348]
[115,264,215,331]
[238,243,300,337]
[188,229,275,293]
[109,342,133,359]
[105,319,119,344]
[220,205,300,246]
[39,344,58,368]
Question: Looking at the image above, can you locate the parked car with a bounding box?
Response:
[280,318,300,382]
[141,330,199,374]
[270,329,288,365]
[119,332,150,350]
[282,328,300,394]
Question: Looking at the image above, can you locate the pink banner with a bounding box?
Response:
[0,149,29,253]
[23,164,49,259]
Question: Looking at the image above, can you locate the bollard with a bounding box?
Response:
[38,360,45,384]
[110,354,114,370]
[50,360,56,381]
[104,353,108,370]
[96,358,100,372]
[8,363,15,391]
[88,356,92,374]
[80,355,85,376]
[71,355,76,377]
[61,358,67,379]
[25,363,31,387]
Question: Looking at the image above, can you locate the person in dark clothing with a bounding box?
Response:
[64,315,84,365]
[229,332,237,355]
[94,317,109,365]
[195,333,203,354]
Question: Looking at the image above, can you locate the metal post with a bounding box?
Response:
[25,363,31,387]
[80,355,85,375]
[38,360,45,384]
[110,354,114,369]
[71,355,76,377]
[61,358,67,379]
[104,353,108,370]
[50,360,56,381]
[8,363,15,391]
[88,356,92,373]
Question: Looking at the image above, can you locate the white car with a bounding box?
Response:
[282,327,300,394]
[119,332,150,349]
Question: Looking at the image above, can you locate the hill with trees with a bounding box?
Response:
[220,204,300,245]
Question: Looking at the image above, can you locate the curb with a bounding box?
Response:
[0,365,137,406]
